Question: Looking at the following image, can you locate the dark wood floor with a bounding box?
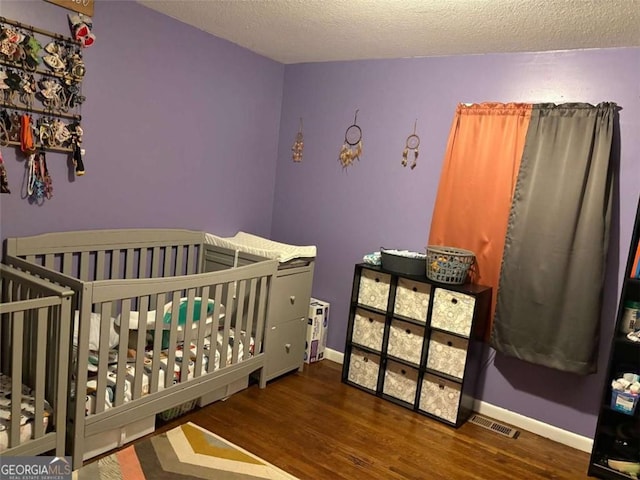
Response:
[157,360,593,480]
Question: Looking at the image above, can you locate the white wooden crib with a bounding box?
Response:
[0,264,73,458]
[4,229,277,469]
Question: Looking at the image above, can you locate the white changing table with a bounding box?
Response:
[204,232,316,381]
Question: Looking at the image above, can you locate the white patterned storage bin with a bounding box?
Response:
[419,373,461,423]
[357,269,391,311]
[426,331,469,379]
[348,348,381,391]
[352,308,386,352]
[387,319,424,365]
[383,361,419,404]
[430,288,475,337]
[394,278,431,323]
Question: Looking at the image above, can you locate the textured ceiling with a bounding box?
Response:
[138,0,640,64]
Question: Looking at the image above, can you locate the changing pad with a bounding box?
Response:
[205,232,316,264]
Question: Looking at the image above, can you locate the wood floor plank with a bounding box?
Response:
[159,360,593,479]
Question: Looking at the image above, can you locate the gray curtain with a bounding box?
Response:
[491,102,617,375]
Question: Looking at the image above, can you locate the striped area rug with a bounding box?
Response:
[73,422,298,479]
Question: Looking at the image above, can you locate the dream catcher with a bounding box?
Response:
[291,118,304,162]
[338,109,362,170]
[402,120,420,170]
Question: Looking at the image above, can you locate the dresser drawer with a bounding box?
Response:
[265,317,306,380]
[394,278,431,322]
[426,331,468,379]
[352,308,385,352]
[387,319,424,365]
[269,270,313,325]
[383,360,418,404]
[418,373,461,423]
[347,348,381,391]
[430,288,475,337]
[357,269,390,311]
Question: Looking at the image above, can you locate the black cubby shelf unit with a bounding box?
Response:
[342,263,492,428]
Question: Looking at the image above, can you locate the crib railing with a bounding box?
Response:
[5,229,206,282]
[0,264,73,456]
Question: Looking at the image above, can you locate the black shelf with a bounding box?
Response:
[342,263,491,428]
[589,195,640,479]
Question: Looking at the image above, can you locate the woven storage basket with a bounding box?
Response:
[425,246,475,285]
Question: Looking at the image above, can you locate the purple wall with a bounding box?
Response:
[2,0,639,442]
[0,1,284,240]
[272,49,640,438]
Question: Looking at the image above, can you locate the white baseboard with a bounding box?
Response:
[324,347,592,453]
[324,347,344,364]
[472,400,593,453]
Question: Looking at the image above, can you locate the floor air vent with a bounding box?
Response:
[469,414,520,439]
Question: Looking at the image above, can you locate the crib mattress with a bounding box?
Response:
[205,231,316,264]
[0,374,51,452]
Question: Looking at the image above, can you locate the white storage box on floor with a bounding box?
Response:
[305,298,329,363]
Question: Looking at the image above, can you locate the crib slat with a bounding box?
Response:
[125,248,134,280]
[207,284,224,374]
[10,310,24,448]
[44,253,54,269]
[175,246,184,277]
[0,279,8,369]
[193,285,210,377]
[163,246,172,277]
[255,276,268,355]
[165,291,180,388]
[244,278,257,360]
[79,251,89,281]
[96,250,106,281]
[111,249,120,280]
[33,306,47,439]
[232,279,247,364]
[151,247,160,278]
[115,298,131,406]
[186,245,196,275]
[150,294,165,394]
[139,248,148,279]
[219,284,234,369]
[180,290,196,382]
[132,296,149,400]
[62,252,72,276]
[56,293,72,457]
[94,302,112,414]
[149,247,161,308]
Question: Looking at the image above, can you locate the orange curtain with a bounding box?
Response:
[428,103,532,336]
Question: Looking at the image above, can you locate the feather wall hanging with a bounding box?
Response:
[292,117,304,163]
[338,109,362,170]
[402,120,420,170]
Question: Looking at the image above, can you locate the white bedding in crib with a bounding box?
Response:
[204,231,316,263]
[72,298,226,368]
[0,374,52,452]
